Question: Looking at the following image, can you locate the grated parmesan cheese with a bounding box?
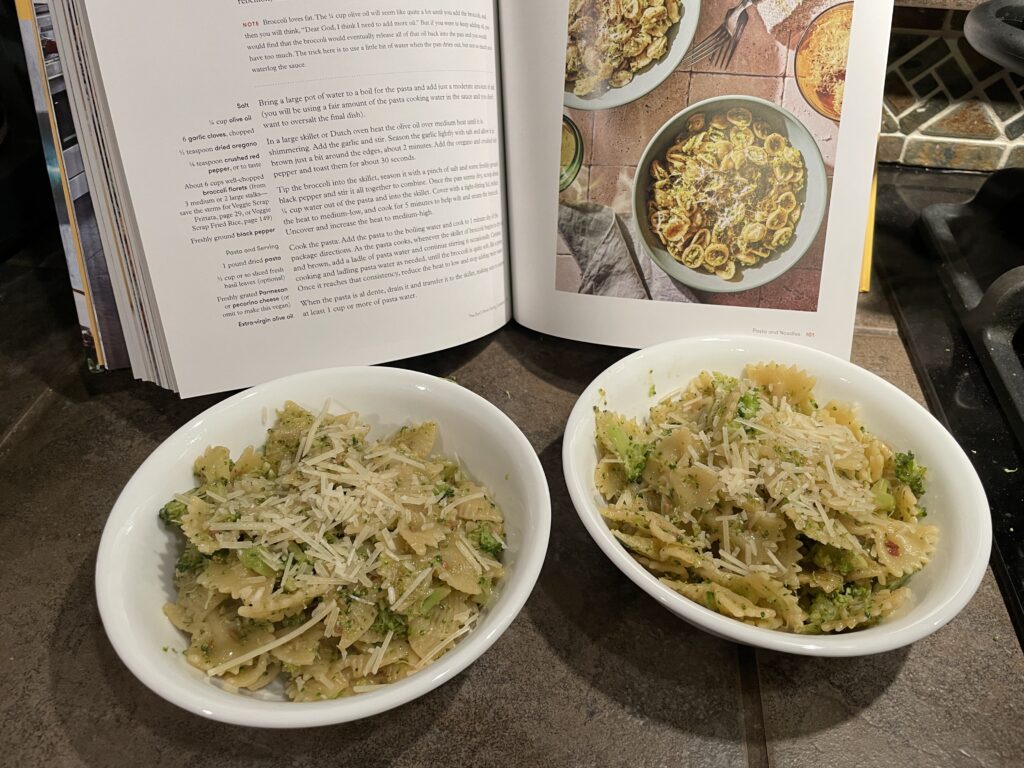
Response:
[162,402,507,701]
[594,363,940,635]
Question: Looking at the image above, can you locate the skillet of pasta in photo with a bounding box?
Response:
[564,0,701,110]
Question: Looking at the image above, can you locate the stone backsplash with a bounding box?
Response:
[881,7,1023,170]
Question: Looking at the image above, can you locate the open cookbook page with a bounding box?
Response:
[80,0,508,397]
[505,0,894,358]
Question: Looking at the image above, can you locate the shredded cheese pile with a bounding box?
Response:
[161,401,506,701]
[797,5,853,117]
[594,363,938,633]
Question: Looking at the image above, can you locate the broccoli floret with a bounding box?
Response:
[736,391,761,420]
[175,545,207,576]
[893,451,927,497]
[433,482,455,502]
[712,371,739,390]
[605,424,651,483]
[440,461,460,485]
[809,543,862,576]
[238,546,278,578]
[468,524,504,558]
[159,499,187,528]
[871,478,895,513]
[371,606,408,637]
[279,612,307,630]
[773,445,805,466]
[473,576,494,606]
[287,541,309,564]
[420,586,451,615]
[806,582,873,629]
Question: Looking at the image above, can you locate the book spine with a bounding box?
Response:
[14,0,103,369]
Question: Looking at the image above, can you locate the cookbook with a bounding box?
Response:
[18,0,894,397]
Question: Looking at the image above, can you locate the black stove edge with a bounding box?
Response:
[883,269,1024,645]
[874,168,1024,646]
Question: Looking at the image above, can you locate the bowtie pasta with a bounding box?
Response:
[160,402,505,701]
[647,107,806,281]
[565,0,682,97]
[594,363,938,633]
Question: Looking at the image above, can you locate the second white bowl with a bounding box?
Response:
[562,336,991,656]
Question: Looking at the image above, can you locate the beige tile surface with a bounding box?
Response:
[591,72,692,165]
[903,138,1005,172]
[796,194,831,273]
[688,71,785,104]
[682,0,789,77]
[587,165,636,216]
[757,267,822,311]
[782,75,841,172]
[694,284,762,307]
[851,332,927,404]
[558,165,590,206]
[855,274,900,335]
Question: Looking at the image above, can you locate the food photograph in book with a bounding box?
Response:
[556,0,855,311]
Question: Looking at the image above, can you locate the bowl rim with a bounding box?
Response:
[563,0,703,111]
[96,365,552,727]
[562,335,992,656]
[630,94,828,294]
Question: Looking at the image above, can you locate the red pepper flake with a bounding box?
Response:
[885,540,901,557]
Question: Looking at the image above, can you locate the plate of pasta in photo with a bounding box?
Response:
[795,2,854,122]
[632,95,828,293]
[564,0,701,111]
[562,336,991,656]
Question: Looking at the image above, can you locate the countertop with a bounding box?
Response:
[1,225,1022,767]
[897,1,983,10]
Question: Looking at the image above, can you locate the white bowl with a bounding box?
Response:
[96,367,551,727]
[632,96,828,293]
[564,0,701,111]
[562,336,991,656]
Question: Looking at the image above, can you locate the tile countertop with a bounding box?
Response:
[898,1,983,9]
[1,236,1022,767]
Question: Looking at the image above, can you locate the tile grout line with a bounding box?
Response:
[737,645,770,768]
[852,325,900,338]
